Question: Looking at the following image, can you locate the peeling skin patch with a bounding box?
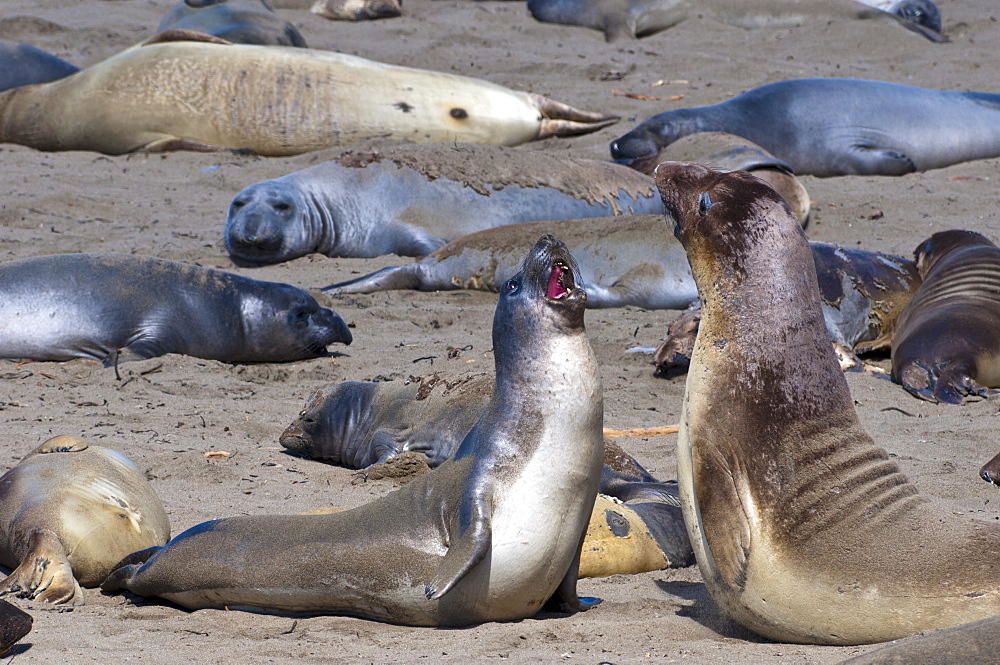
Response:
[330,143,658,203]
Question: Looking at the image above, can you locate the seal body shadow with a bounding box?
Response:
[658,161,1000,645]
[104,236,604,626]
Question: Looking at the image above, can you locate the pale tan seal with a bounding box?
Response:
[0,32,616,156]
[657,161,1000,645]
[0,436,170,606]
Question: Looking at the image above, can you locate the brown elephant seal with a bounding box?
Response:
[838,615,1000,664]
[611,78,1000,177]
[0,41,79,92]
[0,436,171,606]
[311,0,401,21]
[157,0,308,47]
[640,132,811,224]
[0,253,351,365]
[891,230,1000,404]
[654,240,920,375]
[103,236,605,625]
[0,32,615,156]
[0,600,31,655]
[658,161,1000,645]
[527,0,942,43]
[225,143,663,264]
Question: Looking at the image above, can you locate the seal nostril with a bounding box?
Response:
[450,108,468,120]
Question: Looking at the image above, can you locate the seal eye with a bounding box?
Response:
[698,192,717,214]
[231,199,246,210]
[503,278,519,293]
[273,202,291,213]
[289,308,310,327]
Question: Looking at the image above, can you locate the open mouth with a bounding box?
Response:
[309,344,329,356]
[547,261,573,299]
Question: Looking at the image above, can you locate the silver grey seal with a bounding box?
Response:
[611,78,1000,176]
[0,253,351,365]
[103,236,605,625]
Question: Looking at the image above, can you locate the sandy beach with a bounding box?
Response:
[1,0,999,662]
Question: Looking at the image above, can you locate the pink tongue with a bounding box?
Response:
[547,264,568,299]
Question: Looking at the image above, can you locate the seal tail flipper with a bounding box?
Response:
[424,504,492,600]
[0,529,83,606]
[0,599,32,655]
[525,93,619,140]
[140,29,234,47]
[322,265,434,295]
[544,529,600,612]
[101,546,165,592]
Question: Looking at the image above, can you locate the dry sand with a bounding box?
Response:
[1,0,1000,662]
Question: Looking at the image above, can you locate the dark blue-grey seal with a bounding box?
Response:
[102,236,605,625]
[527,0,942,42]
[611,78,1000,176]
[661,161,1000,645]
[891,230,1000,404]
[0,253,351,365]
[224,143,663,264]
[0,41,79,92]
[157,0,307,47]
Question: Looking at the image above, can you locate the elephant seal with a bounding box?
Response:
[0,253,351,365]
[527,0,942,43]
[0,33,616,156]
[325,215,919,365]
[279,371,691,573]
[157,0,308,47]
[891,230,1000,404]
[838,615,1000,664]
[0,41,79,92]
[635,132,811,224]
[0,436,170,606]
[311,0,401,21]
[659,160,1000,645]
[323,215,696,308]
[611,78,1000,176]
[654,239,921,374]
[224,143,663,264]
[103,236,605,625]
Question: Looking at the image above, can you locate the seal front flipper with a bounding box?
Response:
[848,145,916,175]
[33,435,89,454]
[322,264,433,295]
[0,528,82,605]
[424,496,493,600]
[141,136,248,154]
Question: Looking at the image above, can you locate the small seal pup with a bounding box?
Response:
[224,143,663,264]
[611,78,1000,176]
[0,253,351,365]
[0,436,171,606]
[659,161,1000,645]
[891,230,1000,404]
[527,0,942,42]
[103,236,605,625]
[0,41,79,92]
[157,0,308,47]
[0,33,616,156]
